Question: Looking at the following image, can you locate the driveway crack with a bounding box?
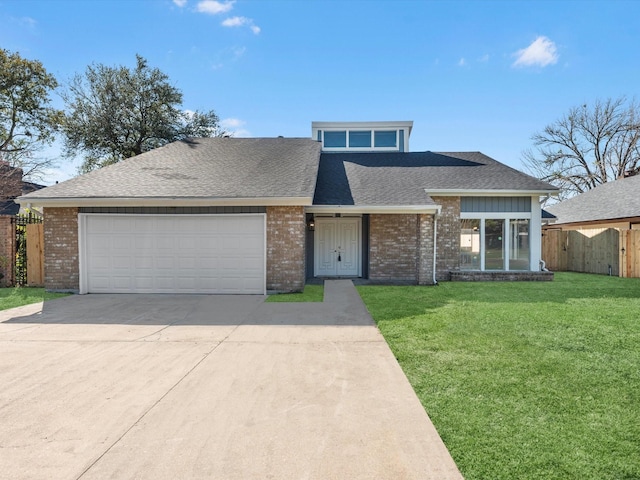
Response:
[74,321,243,479]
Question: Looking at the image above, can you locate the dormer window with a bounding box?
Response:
[312,121,413,152]
[374,130,397,148]
[323,131,347,148]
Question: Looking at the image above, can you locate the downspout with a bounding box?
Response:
[432,212,438,285]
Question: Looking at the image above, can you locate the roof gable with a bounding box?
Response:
[19,138,322,206]
[313,151,557,207]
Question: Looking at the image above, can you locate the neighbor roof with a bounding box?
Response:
[546,174,640,225]
[0,181,46,215]
[18,138,322,207]
[313,151,558,206]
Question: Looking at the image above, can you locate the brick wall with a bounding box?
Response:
[0,216,15,286]
[266,206,306,292]
[43,207,79,292]
[369,214,419,282]
[433,196,461,281]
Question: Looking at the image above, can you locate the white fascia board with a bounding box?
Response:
[425,189,560,197]
[307,205,441,214]
[15,196,313,208]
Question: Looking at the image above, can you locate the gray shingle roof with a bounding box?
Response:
[20,141,557,208]
[20,137,322,201]
[313,151,558,206]
[546,174,640,225]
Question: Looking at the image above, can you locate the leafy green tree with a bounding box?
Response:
[62,55,225,173]
[523,97,640,199]
[0,48,63,180]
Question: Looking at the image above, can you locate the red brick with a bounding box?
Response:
[266,206,305,292]
[43,207,79,291]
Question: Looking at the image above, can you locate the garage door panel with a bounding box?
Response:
[83,214,265,294]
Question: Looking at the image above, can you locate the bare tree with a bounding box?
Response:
[523,97,640,199]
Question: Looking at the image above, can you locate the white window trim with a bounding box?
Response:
[460,212,533,271]
[320,129,400,152]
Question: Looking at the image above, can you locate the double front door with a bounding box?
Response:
[314,217,361,277]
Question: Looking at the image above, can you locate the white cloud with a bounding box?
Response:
[478,54,490,63]
[221,118,250,137]
[458,57,466,67]
[513,36,558,68]
[196,0,234,15]
[222,16,245,27]
[222,16,260,34]
[173,0,187,7]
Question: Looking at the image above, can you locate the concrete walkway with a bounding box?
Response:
[0,280,463,480]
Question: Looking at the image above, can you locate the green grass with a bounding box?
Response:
[266,284,324,302]
[0,287,70,311]
[357,273,640,480]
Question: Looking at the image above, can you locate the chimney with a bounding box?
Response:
[0,162,23,199]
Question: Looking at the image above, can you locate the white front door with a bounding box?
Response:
[314,217,361,277]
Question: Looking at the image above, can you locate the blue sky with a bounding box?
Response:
[2,0,639,184]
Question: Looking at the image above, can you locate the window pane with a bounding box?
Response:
[324,131,346,148]
[460,219,480,270]
[509,219,530,270]
[485,219,504,270]
[374,130,397,147]
[349,131,371,148]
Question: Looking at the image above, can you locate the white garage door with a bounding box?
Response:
[80,214,265,294]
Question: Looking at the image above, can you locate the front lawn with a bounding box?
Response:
[0,287,70,311]
[357,273,640,480]
[266,284,324,302]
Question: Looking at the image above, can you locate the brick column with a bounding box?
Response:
[43,207,79,292]
[0,216,15,286]
[433,196,461,281]
[266,206,306,292]
[417,214,435,285]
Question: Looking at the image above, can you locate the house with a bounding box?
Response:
[541,174,640,277]
[17,121,558,294]
[0,161,46,215]
[544,173,640,231]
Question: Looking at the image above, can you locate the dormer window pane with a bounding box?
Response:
[374,130,397,148]
[349,131,372,148]
[324,131,346,148]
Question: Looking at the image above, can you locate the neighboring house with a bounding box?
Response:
[0,160,46,215]
[0,181,46,216]
[17,121,558,294]
[544,173,640,231]
[542,174,640,278]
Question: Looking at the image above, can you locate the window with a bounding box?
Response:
[374,130,397,148]
[459,218,531,271]
[460,219,480,269]
[324,131,346,148]
[485,219,505,270]
[320,129,401,150]
[509,219,530,270]
[349,131,372,148]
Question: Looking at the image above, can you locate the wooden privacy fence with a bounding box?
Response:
[26,223,44,286]
[620,229,640,278]
[542,228,640,277]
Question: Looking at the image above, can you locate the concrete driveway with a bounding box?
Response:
[0,280,462,480]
